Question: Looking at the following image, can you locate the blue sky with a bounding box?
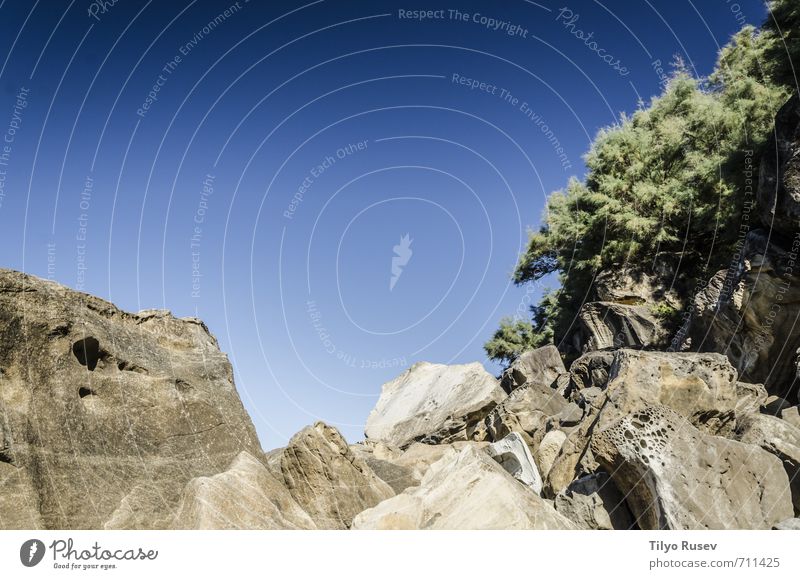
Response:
[0,0,768,447]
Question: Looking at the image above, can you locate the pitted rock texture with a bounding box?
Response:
[591,406,793,529]
[365,361,505,448]
[274,422,394,529]
[0,269,263,530]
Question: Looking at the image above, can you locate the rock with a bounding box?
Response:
[601,349,739,434]
[500,345,565,393]
[568,350,615,393]
[735,382,768,415]
[0,269,263,529]
[556,472,635,530]
[594,265,682,308]
[352,445,575,530]
[486,432,542,494]
[274,422,394,529]
[535,429,567,480]
[365,362,505,448]
[578,302,669,352]
[350,451,418,495]
[757,94,800,237]
[557,402,585,427]
[736,413,800,514]
[476,381,567,445]
[764,396,793,416]
[391,441,487,485]
[773,518,800,530]
[591,405,793,529]
[171,452,315,530]
[782,406,800,428]
[690,230,800,402]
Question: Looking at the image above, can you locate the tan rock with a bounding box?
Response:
[171,452,315,529]
[592,406,793,529]
[274,422,394,529]
[536,429,567,480]
[500,345,565,393]
[352,446,575,530]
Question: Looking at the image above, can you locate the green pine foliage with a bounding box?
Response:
[486,1,796,364]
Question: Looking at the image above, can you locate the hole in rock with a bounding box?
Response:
[78,386,97,398]
[73,337,101,371]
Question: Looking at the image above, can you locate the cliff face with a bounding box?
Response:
[0,269,263,529]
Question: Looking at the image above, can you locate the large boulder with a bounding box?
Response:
[351,445,575,530]
[736,413,800,514]
[757,93,800,236]
[600,349,739,434]
[554,472,634,530]
[475,381,567,445]
[591,405,793,529]
[690,230,800,402]
[171,452,315,530]
[273,422,394,529]
[0,269,263,529]
[365,362,505,448]
[500,345,565,393]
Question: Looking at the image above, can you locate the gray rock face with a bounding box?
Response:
[555,472,634,530]
[592,406,793,529]
[500,345,565,393]
[690,230,800,402]
[0,269,263,530]
[171,452,316,530]
[578,302,669,352]
[774,518,800,530]
[594,265,682,308]
[568,350,615,392]
[758,94,800,236]
[365,362,505,448]
[274,422,394,529]
[352,445,575,530]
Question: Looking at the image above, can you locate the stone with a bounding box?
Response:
[578,302,669,352]
[171,452,316,530]
[594,265,682,308]
[535,429,567,480]
[601,349,739,434]
[500,345,565,393]
[557,402,585,427]
[735,382,768,415]
[350,444,418,494]
[568,350,615,392]
[556,472,635,530]
[392,441,487,486]
[591,405,793,529]
[365,362,505,448]
[274,422,394,529]
[781,406,800,429]
[476,381,567,445]
[0,269,263,530]
[773,518,800,530]
[757,93,800,237]
[486,432,542,494]
[764,396,793,416]
[736,413,800,514]
[351,446,576,530]
[690,230,800,402]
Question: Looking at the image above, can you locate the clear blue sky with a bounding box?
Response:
[0,0,768,447]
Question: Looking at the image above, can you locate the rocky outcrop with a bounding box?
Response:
[555,472,634,530]
[591,406,793,529]
[171,452,316,530]
[690,230,800,402]
[352,445,575,530]
[594,265,682,308]
[757,93,800,236]
[0,269,263,529]
[365,362,505,448]
[500,345,565,393]
[578,302,669,351]
[272,422,394,529]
